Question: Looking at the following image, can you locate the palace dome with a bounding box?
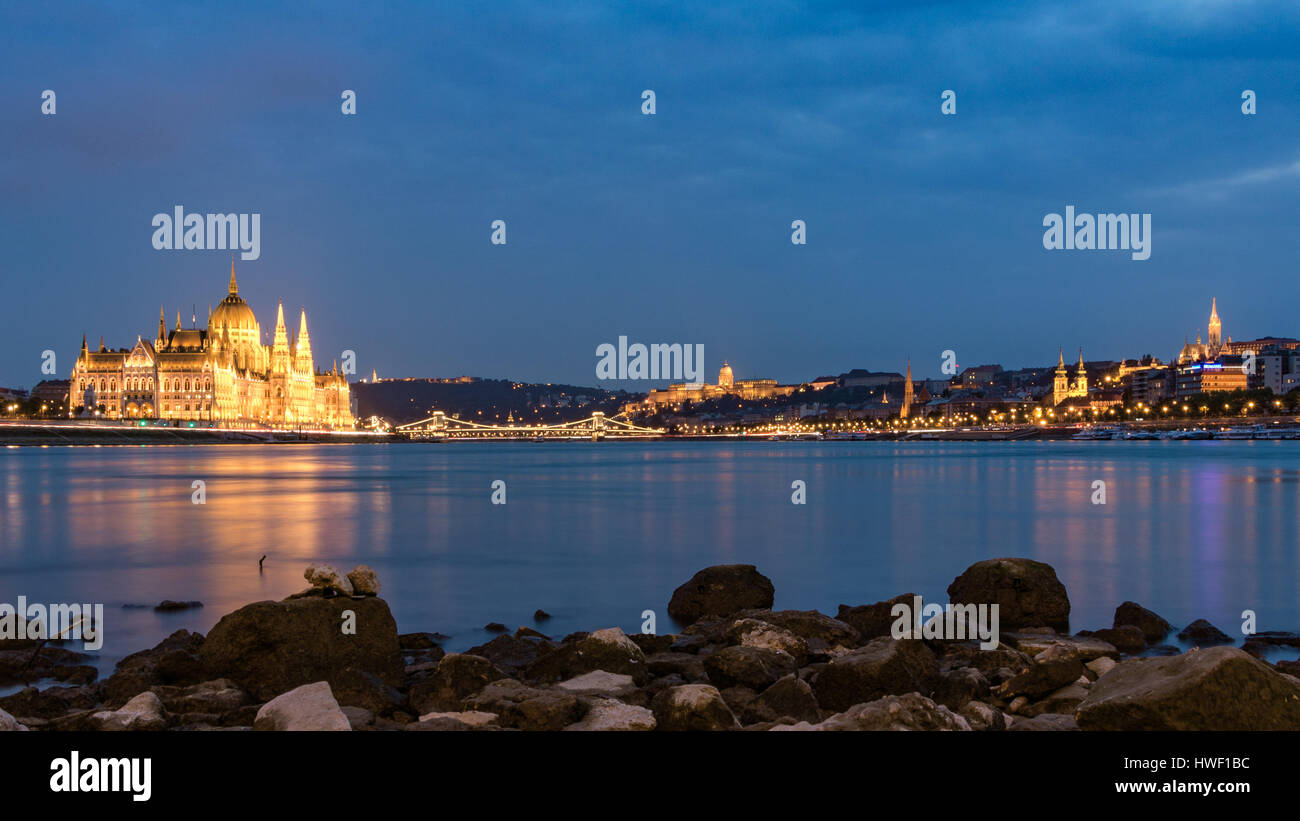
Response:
[718,362,734,388]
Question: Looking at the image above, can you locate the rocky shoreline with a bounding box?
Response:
[3,558,1299,731]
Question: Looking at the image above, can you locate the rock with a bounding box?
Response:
[92,691,167,731]
[628,633,675,654]
[704,645,798,691]
[553,670,639,699]
[1178,619,1233,645]
[485,622,508,633]
[667,565,775,624]
[253,681,351,731]
[959,700,1006,731]
[334,706,371,730]
[466,634,556,676]
[1004,632,1118,662]
[734,609,860,653]
[668,634,709,654]
[645,652,707,682]
[417,710,498,727]
[1008,713,1079,731]
[1086,656,1118,678]
[564,698,656,731]
[199,596,402,702]
[651,684,740,731]
[1023,683,1089,717]
[1113,601,1173,642]
[346,565,381,596]
[997,644,1084,699]
[399,632,446,650]
[409,653,505,714]
[947,558,1070,633]
[811,637,939,712]
[773,693,970,731]
[0,708,28,731]
[304,564,354,596]
[533,610,551,621]
[525,627,648,684]
[330,668,408,715]
[939,641,1032,677]
[836,594,917,642]
[1076,646,1300,730]
[464,681,583,730]
[515,626,549,640]
[742,674,821,724]
[726,618,808,663]
[104,630,205,706]
[155,600,203,611]
[152,679,247,715]
[0,683,105,719]
[935,666,989,709]
[1085,626,1146,655]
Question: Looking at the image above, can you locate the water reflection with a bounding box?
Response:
[1,441,1298,671]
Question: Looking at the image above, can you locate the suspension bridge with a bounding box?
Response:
[394,411,664,440]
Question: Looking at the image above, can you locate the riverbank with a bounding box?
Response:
[3,559,1297,731]
[0,420,396,446]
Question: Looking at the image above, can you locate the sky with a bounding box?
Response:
[2,0,1299,390]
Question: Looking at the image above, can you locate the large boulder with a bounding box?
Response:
[772,693,970,731]
[742,674,821,724]
[1113,601,1173,642]
[996,644,1084,699]
[651,684,740,731]
[667,565,775,624]
[811,637,939,712]
[733,609,860,652]
[947,558,1070,633]
[199,596,402,702]
[1076,646,1300,730]
[253,681,351,731]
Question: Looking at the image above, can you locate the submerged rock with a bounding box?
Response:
[1177,619,1233,645]
[1113,601,1173,642]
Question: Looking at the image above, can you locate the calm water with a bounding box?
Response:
[2,440,1299,677]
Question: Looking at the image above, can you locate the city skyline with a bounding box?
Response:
[4,1,1300,389]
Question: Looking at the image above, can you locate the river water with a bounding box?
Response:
[2,440,1297,677]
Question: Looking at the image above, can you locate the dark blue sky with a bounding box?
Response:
[3,0,1299,390]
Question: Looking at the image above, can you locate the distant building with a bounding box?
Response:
[1176,361,1248,397]
[1052,349,1088,406]
[640,362,794,408]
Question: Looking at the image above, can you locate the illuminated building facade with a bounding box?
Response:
[68,266,353,428]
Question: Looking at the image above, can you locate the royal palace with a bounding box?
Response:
[69,266,354,428]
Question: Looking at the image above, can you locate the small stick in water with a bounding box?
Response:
[259,555,267,571]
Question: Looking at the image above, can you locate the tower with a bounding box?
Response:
[1053,348,1069,405]
[1208,297,1222,354]
[1074,348,1087,395]
[901,360,913,419]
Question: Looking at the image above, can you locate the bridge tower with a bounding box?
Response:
[591,411,606,441]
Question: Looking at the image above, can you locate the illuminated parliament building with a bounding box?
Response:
[69,266,353,428]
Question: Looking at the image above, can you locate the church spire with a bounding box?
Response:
[158,306,165,343]
[229,257,238,295]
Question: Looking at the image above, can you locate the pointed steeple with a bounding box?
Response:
[81,333,88,355]
[175,309,181,331]
[271,300,290,373]
[229,257,238,295]
[296,309,313,364]
[158,306,166,343]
